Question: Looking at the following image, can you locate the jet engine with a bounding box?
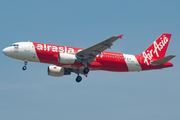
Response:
[47,65,71,77]
[58,53,77,64]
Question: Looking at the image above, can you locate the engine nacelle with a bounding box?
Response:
[58,53,77,64]
[47,65,71,77]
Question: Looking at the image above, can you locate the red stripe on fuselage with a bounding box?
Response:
[95,52,129,72]
[32,42,129,72]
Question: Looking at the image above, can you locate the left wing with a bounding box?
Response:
[76,35,123,65]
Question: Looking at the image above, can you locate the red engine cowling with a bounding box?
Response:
[58,53,77,64]
[47,65,70,77]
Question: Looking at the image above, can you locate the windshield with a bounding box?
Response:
[11,44,19,46]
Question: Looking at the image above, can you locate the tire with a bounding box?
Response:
[22,66,27,70]
[76,76,82,83]
[83,67,89,74]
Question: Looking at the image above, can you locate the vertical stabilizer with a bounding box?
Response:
[140,33,172,65]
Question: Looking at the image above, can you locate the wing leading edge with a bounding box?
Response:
[76,35,123,64]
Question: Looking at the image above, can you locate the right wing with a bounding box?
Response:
[76,35,123,64]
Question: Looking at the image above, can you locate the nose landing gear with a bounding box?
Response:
[22,60,27,70]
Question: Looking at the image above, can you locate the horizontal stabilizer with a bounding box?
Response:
[150,55,176,66]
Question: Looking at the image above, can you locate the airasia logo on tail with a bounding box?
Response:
[153,36,169,57]
[143,36,169,65]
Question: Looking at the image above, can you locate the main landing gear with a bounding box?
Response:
[75,67,89,83]
[82,60,89,74]
[75,59,90,83]
[22,60,27,70]
[83,67,89,74]
[76,76,82,83]
[75,69,83,83]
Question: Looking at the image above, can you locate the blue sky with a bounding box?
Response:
[0,0,180,120]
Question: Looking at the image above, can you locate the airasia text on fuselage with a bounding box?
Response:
[36,44,82,53]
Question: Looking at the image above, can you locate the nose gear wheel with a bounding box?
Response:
[22,60,28,70]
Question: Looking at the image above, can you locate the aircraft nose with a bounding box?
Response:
[2,47,8,55]
[2,47,13,57]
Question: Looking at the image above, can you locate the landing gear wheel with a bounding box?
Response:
[22,66,27,70]
[22,60,28,71]
[76,76,82,83]
[83,67,89,74]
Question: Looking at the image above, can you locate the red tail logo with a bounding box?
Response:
[141,33,172,65]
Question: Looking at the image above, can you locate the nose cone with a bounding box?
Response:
[2,47,14,57]
[2,47,9,56]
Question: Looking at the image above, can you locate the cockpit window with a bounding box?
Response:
[11,44,19,46]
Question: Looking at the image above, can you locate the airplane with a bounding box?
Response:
[2,33,175,83]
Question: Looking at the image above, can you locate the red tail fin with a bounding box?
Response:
[140,33,172,65]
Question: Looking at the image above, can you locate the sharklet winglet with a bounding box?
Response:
[118,34,123,39]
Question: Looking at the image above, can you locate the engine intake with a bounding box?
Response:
[48,65,71,77]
